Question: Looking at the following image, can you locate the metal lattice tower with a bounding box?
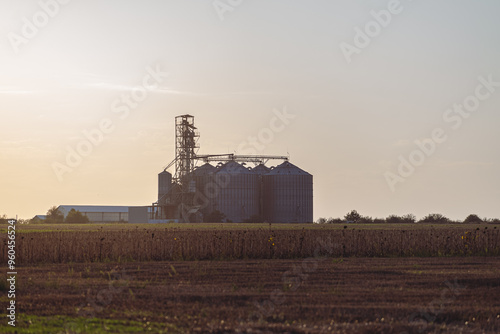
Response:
[174,115,199,184]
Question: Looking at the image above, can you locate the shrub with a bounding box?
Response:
[386,214,416,224]
[419,213,449,224]
[46,206,64,224]
[386,215,402,224]
[30,217,45,224]
[463,214,482,224]
[316,218,327,224]
[402,214,416,223]
[344,210,362,223]
[65,209,90,224]
[358,216,373,224]
[205,210,226,223]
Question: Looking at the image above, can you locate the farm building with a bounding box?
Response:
[30,215,47,223]
[57,205,129,223]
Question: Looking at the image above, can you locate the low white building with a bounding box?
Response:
[57,205,129,223]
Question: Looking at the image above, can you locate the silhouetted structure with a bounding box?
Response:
[151,115,313,223]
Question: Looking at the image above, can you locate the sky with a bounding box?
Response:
[1,0,499,221]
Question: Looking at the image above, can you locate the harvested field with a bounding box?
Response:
[2,257,499,333]
[2,223,500,333]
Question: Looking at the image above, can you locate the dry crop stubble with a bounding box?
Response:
[2,226,499,264]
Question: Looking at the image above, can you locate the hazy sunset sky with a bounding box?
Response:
[1,0,499,221]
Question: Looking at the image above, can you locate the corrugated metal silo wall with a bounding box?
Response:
[193,172,216,218]
[263,174,313,223]
[214,168,259,223]
[158,171,172,201]
[252,165,270,219]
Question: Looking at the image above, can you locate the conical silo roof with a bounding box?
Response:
[216,161,253,174]
[267,161,311,176]
[252,164,270,175]
[193,163,216,175]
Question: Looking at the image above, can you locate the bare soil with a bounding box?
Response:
[11,257,500,333]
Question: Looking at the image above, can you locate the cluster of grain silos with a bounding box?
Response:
[153,115,313,223]
[180,160,313,223]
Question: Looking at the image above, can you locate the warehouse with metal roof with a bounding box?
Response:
[57,205,130,223]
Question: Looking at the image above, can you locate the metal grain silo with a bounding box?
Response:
[192,163,217,217]
[263,161,313,223]
[252,164,270,220]
[158,170,172,202]
[214,161,259,223]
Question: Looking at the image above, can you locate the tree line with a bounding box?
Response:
[2,208,499,225]
[317,210,500,224]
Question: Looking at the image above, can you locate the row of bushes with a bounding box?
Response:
[317,211,500,224]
